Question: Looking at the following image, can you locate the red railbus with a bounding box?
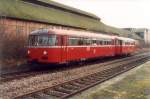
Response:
[27,29,137,64]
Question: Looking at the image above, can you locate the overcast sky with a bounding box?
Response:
[54,0,150,28]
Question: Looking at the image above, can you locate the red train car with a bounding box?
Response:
[27,29,137,64]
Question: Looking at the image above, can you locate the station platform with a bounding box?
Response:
[71,61,150,99]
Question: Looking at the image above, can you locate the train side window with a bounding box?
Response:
[106,41,109,45]
[78,38,84,45]
[107,41,109,45]
[100,41,103,45]
[92,39,97,45]
[104,41,106,45]
[108,41,111,45]
[122,42,125,45]
[83,38,91,45]
[48,35,58,46]
[128,42,130,45]
[116,40,118,45]
[83,38,86,45]
[132,42,134,45]
[109,41,112,45]
[104,41,107,45]
[68,37,78,46]
[96,40,99,45]
[116,40,122,45]
[87,39,92,45]
[96,40,101,45]
[110,41,112,45]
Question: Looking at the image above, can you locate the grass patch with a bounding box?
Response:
[85,61,150,99]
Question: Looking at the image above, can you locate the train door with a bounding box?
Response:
[61,35,68,63]
[115,39,118,55]
[119,40,123,54]
[115,39,122,55]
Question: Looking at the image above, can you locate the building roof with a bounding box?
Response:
[0,0,141,40]
[24,0,100,20]
[0,0,103,30]
[123,28,149,40]
[123,28,148,33]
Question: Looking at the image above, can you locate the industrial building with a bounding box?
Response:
[124,28,150,47]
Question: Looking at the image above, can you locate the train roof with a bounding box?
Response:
[31,29,136,42]
[117,37,136,42]
[31,29,115,40]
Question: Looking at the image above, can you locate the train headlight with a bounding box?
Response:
[27,50,30,54]
[43,51,48,55]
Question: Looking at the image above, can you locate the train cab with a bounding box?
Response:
[27,29,62,64]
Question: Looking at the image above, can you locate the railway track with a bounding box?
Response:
[1,57,117,83]
[13,53,149,99]
[0,50,147,83]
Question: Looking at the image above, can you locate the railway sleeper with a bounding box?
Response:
[69,82,84,88]
[88,75,105,79]
[82,77,98,82]
[53,87,74,94]
[75,80,91,85]
[67,83,82,89]
[97,70,114,75]
[98,73,114,77]
[44,90,68,97]
[93,76,108,81]
[30,92,51,99]
[17,96,36,99]
[80,78,97,84]
[88,77,103,82]
[80,78,93,82]
[61,84,80,90]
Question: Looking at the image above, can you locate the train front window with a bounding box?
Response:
[48,35,57,46]
[29,35,57,46]
[28,35,38,46]
[38,36,49,46]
